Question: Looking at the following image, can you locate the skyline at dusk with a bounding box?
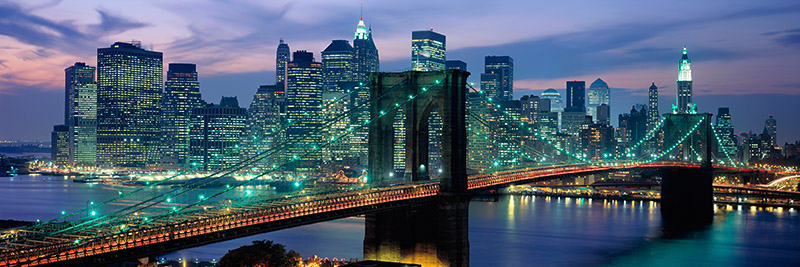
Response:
[1,0,799,144]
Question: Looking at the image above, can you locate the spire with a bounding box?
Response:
[355,12,368,40]
[650,82,657,89]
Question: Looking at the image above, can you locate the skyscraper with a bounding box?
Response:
[764,115,777,147]
[411,29,446,71]
[286,50,323,172]
[565,80,586,112]
[96,41,163,167]
[276,39,290,87]
[160,63,203,169]
[715,108,736,157]
[674,46,695,114]
[617,105,648,157]
[51,125,69,167]
[485,56,514,101]
[352,16,379,84]
[541,89,563,112]
[596,104,610,125]
[587,78,609,122]
[247,84,286,169]
[322,40,355,93]
[64,62,97,166]
[647,82,659,127]
[189,97,247,171]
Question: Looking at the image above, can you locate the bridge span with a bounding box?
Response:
[0,161,724,267]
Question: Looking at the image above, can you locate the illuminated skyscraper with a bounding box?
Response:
[247,84,286,169]
[485,56,514,101]
[286,51,323,172]
[411,29,446,71]
[96,42,163,167]
[189,97,247,171]
[160,63,202,169]
[353,16,379,84]
[541,89,563,112]
[647,82,659,127]
[51,125,69,167]
[322,40,354,93]
[565,80,586,112]
[674,46,695,114]
[715,108,736,157]
[276,39,290,87]
[587,78,609,122]
[64,62,97,166]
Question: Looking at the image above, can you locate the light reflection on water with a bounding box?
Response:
[0,176,797,266]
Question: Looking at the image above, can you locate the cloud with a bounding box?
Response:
[90,9,148,36]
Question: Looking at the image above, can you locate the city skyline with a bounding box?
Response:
[0,1,799,145]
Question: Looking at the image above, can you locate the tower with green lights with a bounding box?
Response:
[674,46,695,114]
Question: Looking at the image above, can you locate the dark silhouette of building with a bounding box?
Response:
[596,104,610,125]
[764,115,777,148]
[617,105,648,157]
[580,123,615,160]
[565,80,586,112]
[715,107,736,159]
[96,41,163,167]
[445,60,467,71]
[160,63,203,169]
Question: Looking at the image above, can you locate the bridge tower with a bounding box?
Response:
[365,70,471,266]
[661,113,714,229]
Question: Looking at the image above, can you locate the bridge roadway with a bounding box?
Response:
[0,161,790,266]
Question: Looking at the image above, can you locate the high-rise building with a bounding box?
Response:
[541,89,563,112]
[160,63,203,169]
[51,125,69,167]
[411,29,446,71]
[647,82,659,127]
[286,50,323,172]
[497,100,521,167]
[587,78,609,122]
[247,84,285,170]
[485,56,514,101]
[189,97,247,171]
[565,80,586,112]
[617,105,648,157]
[764,115,777,147]
[480,73,500,101]
[322,40,354,93]
[96,42,163,168]
[276,39,290,87]
[64,62,97,166]
[352,16,379,84]
[596,104,610,125]
[446,60,467,71]
[520,95,550,125]
[467,91,494,172]
[580,123,615,161]
[674,46,695,114]
[715,107,736,159]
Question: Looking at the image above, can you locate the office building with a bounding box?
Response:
[285,50,323,172]
[160,63,203,169]
[541,89,563,112]
[764,115,777,147]
[446,60,467,71]
[485,56,513,101]
[189,97,247,171]
[247,84,285,170]
[353,16,379,84]
[565,80,586,112]
[674,46,695,114]
[64,62,97,166]
[596,104,610,125]
[715,107,736,159]
[587,78,609,122]
[51,125,69,167]
[580,123,615,161]
[276,39,290,87]
[617,105,648,157]
[322,40,354,93]
[411,29,446,71]
[96,41,163,167]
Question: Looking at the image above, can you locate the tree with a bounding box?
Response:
[219,240,301,267]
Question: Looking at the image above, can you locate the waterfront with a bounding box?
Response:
[1,175,798,266]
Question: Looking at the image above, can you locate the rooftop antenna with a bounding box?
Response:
[360,3,363,20]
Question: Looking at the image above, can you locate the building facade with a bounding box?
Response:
[587,78,609,123]
[322,40,354,93]
[189,97,247,171]
[411,30,446,71]
[247,84,286,170]
[285,51,323,172]
[675,47,695,114]
[96,42,163,168]
[541,89,563,112]
[64,62,97,166]
[51,125,70,167]
[715,108,737,159]
[485,56,514,101]
[565,80,586,112]
[352,17,379,84]
[276,39,290,87]
[160,63,203,169]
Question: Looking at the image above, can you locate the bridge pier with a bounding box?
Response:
[364,194,470,267]
[660,167,714,229]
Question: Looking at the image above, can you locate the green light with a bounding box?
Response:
[61,210,66,215]
[90,210,96,216]
[166,197,172,202]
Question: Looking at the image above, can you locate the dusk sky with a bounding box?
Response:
[0,0,798,145]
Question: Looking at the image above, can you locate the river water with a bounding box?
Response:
[1,175,798,266]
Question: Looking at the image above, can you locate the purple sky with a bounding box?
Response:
[0,0,798,144]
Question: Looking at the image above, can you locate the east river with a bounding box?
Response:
[1,175,798,266]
